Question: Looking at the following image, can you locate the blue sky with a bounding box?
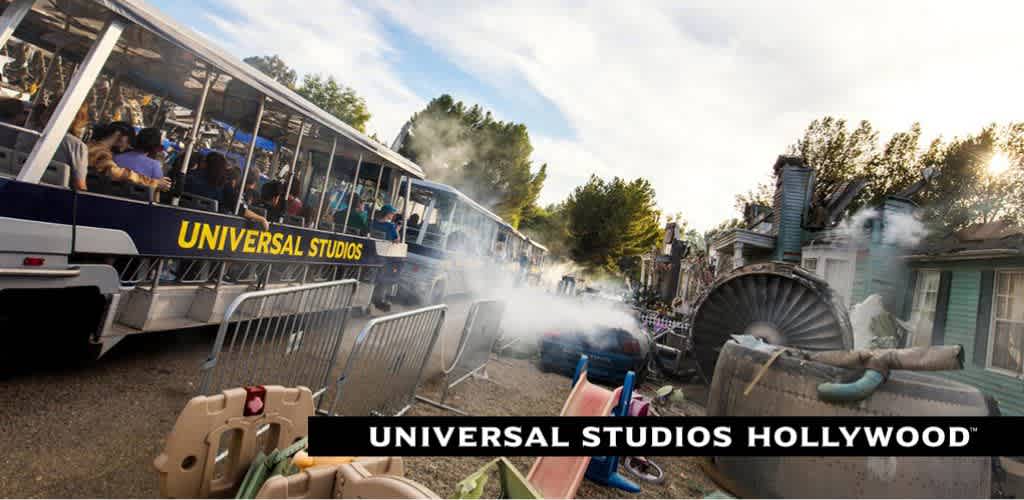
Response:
[149,0,1024,231]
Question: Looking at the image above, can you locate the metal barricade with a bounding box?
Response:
[416,299,506,414]
[198,279,359,406]
[328,305,447,416]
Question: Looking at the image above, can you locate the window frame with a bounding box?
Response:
[986,269,1024,378]
[908,269,942,347]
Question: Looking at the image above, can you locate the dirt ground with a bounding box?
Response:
[406,355,718,499]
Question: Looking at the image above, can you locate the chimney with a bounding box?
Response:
[772,156,813,263]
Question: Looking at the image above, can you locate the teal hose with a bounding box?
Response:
[817,369,885,403]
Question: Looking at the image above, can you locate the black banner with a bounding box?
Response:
[308,416,1024,457]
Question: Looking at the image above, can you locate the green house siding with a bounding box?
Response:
[913,265,1024,416]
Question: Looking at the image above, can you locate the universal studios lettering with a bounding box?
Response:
[370,426,571,449]
[176,220,363,261]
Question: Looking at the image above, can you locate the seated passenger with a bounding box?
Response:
[0,97,27,147]
[16,100,90,190]
[371,204,400,242]
[114,127,164,180]
[333,194,369,234]
[88,123,171,191]
[286,181,303,216]
[107,121,135,155]
[183,152,268,229]
[254,180,285,222]
[406,213,421,228]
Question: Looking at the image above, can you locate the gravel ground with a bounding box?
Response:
[0,297,717,499]
[407,356,717,499]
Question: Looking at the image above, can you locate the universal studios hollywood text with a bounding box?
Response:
[308,417,1023,457]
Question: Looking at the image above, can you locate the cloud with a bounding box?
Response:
[368,0,1024,230]
[193,0,1024,231]
[202,0,424,140]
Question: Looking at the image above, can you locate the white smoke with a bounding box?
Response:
[828,207,928,248]
[849,294,885,350]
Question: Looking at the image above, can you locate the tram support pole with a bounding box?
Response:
[235,95,266,215]
[313,135,338,229]
[341,154,362,234]
[19,18,124,184]
[282,119,306,223]
[0,0,32,52]
[401,176,411,242]
[171,69,214,206]
[367,165,384,231]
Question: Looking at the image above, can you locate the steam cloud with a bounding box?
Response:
[829,207,928,248]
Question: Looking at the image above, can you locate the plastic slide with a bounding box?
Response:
[526,356,624,499]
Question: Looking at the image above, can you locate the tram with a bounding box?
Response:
[396,178,544,304]
[0,0,425,358]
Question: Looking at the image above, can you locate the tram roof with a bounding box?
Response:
[528,240,549,253]
[13,0,425,178]
[410,178,507,225]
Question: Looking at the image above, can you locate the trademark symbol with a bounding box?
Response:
[969,427,978,432]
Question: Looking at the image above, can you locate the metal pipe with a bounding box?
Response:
[171,69,215,206]
[340,154,362,234]
[234,95,266,215]
[18,18,124,184]
[0,0,32,51]
[282,119,306,222]
[314,135,337,228]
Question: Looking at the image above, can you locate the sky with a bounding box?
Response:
[151,0,1024,231]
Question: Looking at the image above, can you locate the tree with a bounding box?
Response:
[399,95,547,227]
[564,175,662,276]
[297,74,371,132]
[245,55,371,132]
[519,202,569,258]
[244,55,297,88]
[919,125,1024,232]
[787,117,878,212]
[733,181,773,215]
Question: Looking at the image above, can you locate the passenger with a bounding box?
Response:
[0,97,27,147]
[371,204,400,242]
[406,213,421,228]
[184,152,269,229]
[113,127,164,180]
[88,123,171,191]
[334,194,369,234]
[257,180,288,222]
[285,181,303,216]
[16,100,90,190]
[107,121,135,155]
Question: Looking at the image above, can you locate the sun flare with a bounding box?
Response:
[988,151,1011,175]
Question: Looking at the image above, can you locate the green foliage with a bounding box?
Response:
[399,94,546,227]
[519,202,569,258]
[733,181,773,214]
[244,55,298,88]
[918,124,1024,232]
[297,74,371,132]
[244,54,371,132]
[564,175,662,276]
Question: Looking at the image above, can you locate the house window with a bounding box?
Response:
[909,270,941,347]
[803,258,818,273]
[989,271,1024,376]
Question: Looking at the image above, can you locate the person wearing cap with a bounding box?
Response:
[114,127,165,180]
[371,204,400,242]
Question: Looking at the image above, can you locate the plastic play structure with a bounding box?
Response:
[156,356,637,499]
[526,355,636,498]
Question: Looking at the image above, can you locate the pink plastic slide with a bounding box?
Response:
[526,368,623,499]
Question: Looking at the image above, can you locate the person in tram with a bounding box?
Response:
[16,100,90,191]
[254,180,285,222]
[334,194,369,235]
[107,121,135,155]
[184,152,269,230]
[113,127,164,180]
[88,123,172,192]
[371,204,400,242]
[285,181,304,217]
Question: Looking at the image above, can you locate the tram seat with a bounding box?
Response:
[178,192,218,212]
[0,146,15,175]
[318,221,335,232]
[116,181,155,202]
[283,214,305,227]
[40,161,70,187]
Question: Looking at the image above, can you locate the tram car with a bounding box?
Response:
[0,0,425,358]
